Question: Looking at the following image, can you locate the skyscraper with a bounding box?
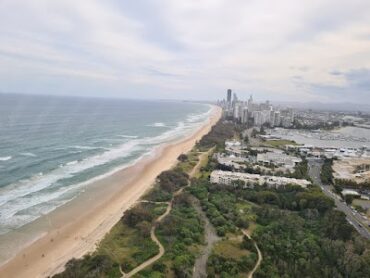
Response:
[227,89,232,103]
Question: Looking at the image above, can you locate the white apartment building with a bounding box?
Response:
[256,152,302,169]
[241,108,249,124]
[210,170,310,188]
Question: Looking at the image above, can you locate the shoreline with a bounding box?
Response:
[0,105,222,278]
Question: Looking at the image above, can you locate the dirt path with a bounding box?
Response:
[189,150,209,177]
[242,230,262,278]
[192,148,220,278]
[120,202,171,277]
[121,150,212,277]
[192,197,220,278]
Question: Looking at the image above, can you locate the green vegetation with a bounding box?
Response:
[137,193,204,277]
[177,153,188,162]
[188,150,370,277]
[176,150,199,173]
[321,158,334,184]
[54,202,167,278]
[54,254,119,278]
[208,236,257,277]
[187,178,259,277]
[353,200,370,215]
[292,120,354,130]
[262,139,297,148]
[335,178,370,190]
[189,180,257,236]
[198,121,234,151]
[252,207,369,277]
[288,159,309,179]
[344,194,358,205]
[55,166,191,277]
[100,214,158,272]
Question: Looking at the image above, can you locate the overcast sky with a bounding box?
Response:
[0,0,369,103]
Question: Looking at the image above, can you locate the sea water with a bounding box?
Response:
[0,94,212,235]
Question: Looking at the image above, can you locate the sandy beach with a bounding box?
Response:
[0,105,222,278]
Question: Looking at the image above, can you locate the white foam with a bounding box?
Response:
[66,160,78,166]
[149,122,166,127]
[117,135,138,139]
[70,145,99,150]
[19,152,37,157]
[0,156,12,161]
[187,106,212,123]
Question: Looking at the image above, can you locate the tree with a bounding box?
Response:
[345,194,356,205]
[123,205,153,227]
[178,154,188,162]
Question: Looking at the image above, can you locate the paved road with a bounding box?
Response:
[307,158,370,240]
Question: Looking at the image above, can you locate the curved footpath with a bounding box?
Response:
[242,230,263,278]
[120,201,171,278]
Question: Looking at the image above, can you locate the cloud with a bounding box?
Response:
[0,0,369,103]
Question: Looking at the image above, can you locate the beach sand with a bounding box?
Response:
[0,105,222,278]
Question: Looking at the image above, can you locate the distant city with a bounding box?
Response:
[218,89,370,130]
[219,89,295,127]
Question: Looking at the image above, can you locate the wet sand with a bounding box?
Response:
[0,106,222,278]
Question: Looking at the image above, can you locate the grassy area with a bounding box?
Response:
[54,202,168,278]
[262,139,297,148]
[176,149,199,174]
[97,202,168,272]
[97,222,158,272]
[353,199,370,217]
[207,233,257,277]
[193,152,211,179]
[213,236,250,259]
[235,202,257,223]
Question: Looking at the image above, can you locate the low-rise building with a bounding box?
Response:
[342,189,361,197]
[210,170,310,188]
[256,152,302,169]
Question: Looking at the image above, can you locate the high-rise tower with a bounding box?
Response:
[227,89,232,103]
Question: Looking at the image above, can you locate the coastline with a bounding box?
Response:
[0,105,222,278]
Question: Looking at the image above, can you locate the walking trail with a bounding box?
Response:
[192,197,220,278]
[242,230,263,278]
[120,150,211,277]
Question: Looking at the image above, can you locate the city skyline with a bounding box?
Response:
[0,1,369,104]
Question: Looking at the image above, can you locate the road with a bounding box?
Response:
[307,158,370,240]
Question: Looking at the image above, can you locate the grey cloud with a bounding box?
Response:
[330,70,343,76]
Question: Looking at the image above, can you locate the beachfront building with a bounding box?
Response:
[210,170,310,188]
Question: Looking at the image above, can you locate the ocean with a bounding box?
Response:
[0,94,212,235]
